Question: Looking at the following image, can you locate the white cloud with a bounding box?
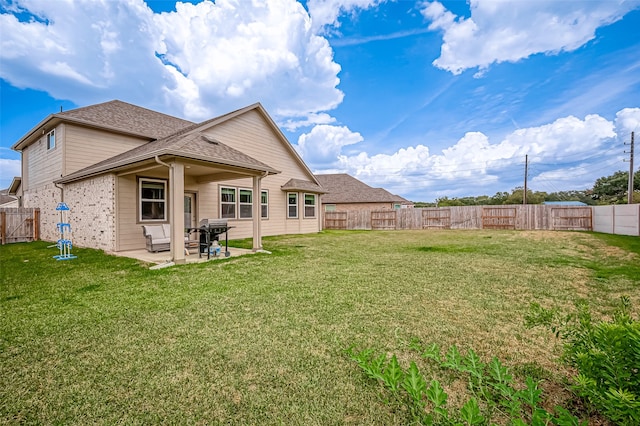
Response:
[309,112,622,200]
[0,159,21,188]
[154,0,343,120]
[421,0,640,75]
[296,124,363,166]
[306,0,385,31]
[531,164,606,191]
[281,112,336,131]
[615,108,640,140]
[0,0,344,122]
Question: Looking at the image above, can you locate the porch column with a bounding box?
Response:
[170,162,186,264]
[252,175,262,251]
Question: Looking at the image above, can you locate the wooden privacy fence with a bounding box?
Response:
[324,205,594,231]
[0,208,40,244]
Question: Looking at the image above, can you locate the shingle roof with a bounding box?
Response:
[0,189,17,205]
[57,132,280,184]
[57,100,194,139]
[315,173,410,204]
[281,178,326,193]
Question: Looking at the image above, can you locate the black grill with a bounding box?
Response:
[196,219,233,258]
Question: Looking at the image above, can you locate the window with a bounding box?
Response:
[287,192,298,218]
[261,190,268,219]
[304,193,316,218]
[325,204,336,212]
[47,130,56,150]
[221,187,236,219]
[394,204,401,210]
[140,179,166,221]
[239,189,252,219]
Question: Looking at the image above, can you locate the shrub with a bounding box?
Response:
[525,296,640,425]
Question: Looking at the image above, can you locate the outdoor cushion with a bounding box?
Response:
[144,225,166,240]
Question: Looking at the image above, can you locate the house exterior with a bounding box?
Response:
[0,189,19,208]
[314,173,412,212]
[9,100,325,263]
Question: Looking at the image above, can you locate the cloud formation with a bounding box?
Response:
[0,158,21,186]
[296,124,363,166]
[0,0,343,122]
[298,111,623,200]
[421,0,639,75]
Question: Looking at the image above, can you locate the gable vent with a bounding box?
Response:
[201,135,220,144]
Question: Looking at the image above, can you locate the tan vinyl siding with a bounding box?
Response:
[209,180,317,239]
[25,125,64,190]
[116,175,142,251]
[202,110,320,237]
[196,181,217,221]
[202,110,313,190]
[64,125,148,176]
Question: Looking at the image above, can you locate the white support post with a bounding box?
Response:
[170,162,186,264]
[252,175,262,251]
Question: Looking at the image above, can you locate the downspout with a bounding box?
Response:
[154,155,171,169]
[54,182,64,203]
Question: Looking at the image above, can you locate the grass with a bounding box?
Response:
[1,230,638,424]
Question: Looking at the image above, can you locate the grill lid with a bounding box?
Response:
[199,219,228,228]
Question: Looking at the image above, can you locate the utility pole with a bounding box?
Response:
[523,154,528,205]
[625,132,635,204]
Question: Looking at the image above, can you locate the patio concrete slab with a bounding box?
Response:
[109,246,254,266]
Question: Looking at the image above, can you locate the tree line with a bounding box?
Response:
[416,170,640,207]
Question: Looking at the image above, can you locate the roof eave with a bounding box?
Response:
[11,114,155,152]
[56,151,280,184]
[11,114,57,151]
[7,177,22,195]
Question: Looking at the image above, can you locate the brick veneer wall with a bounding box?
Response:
[64,174,116,252]
[23,183,62,243]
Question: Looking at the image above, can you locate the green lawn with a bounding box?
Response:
[1,230,638,424]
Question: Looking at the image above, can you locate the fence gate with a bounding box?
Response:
[324,211,348,230]
[422,208,451,229]
[551,207,592,231]
[482,207,516,229]
[371,210,396,230]
[0,208,40,244]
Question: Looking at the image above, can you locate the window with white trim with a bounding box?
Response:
[47,130,56,150]
[140,178,167,221]
[287,192,298,218]
[239,188,253,219]
[221,187,236,219]
[304,193,316,218]
[261,190,268,219]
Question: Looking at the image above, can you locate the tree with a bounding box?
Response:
[504,187,546,204]
[592,170,640,204]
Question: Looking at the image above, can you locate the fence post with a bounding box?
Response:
[1,211,5,245]
[34,208,40,241]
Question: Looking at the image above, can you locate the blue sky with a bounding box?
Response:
[1,0,639,202]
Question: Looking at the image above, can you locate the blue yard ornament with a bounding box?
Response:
[54,202,77,260]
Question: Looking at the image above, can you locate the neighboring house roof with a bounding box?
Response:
[315,173,411,204]
[0,189,17,206]
[281,178,326,193]
[12,100,194,151]
[542,201,588,206]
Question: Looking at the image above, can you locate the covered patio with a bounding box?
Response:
[57,130,281,264]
